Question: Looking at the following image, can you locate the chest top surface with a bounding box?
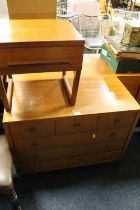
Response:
[3,54,140,123]
[0,19,84,47]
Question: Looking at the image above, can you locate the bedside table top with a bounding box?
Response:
[0,19,84,47]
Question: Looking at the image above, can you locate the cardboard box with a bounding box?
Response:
[121,22,140,46]
[100,43,140,73]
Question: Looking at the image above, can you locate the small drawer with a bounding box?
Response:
[0,46,83,74]
[9,119,55,139]
[98,112,136,130]
[96,127,130,143]
[56,115,97,135]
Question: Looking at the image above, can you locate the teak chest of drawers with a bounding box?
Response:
[3,55,140,175]
[0,19,84,109]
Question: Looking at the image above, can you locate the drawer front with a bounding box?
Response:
[13,132,98,150]
[14,127,128,151]
[56,115,97,135]
[9,119,55,139]
[16,151,122,174]
[0,46,83,70]
[96,127,130,142]
[98,112,135,129]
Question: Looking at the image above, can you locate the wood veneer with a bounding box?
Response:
[3,54,140,174]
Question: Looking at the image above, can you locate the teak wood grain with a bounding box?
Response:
[3,55,139,122]
[3,54,140,174]
[0,19,84,109]
[7,0,56,19]
[16,151,122,174]
[0,19,84,47]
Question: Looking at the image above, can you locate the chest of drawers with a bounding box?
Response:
[8,112,135,174]
[3,55,140,175]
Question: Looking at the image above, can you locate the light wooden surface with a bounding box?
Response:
[3,54,140,174]
[3,54,140,123]
[0,19,84,46]
[7,0,56,19]
[0,19,84,108]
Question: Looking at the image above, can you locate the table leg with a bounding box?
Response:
[0,76,10,111]
[62,70,81,106]
[0,75,13,112]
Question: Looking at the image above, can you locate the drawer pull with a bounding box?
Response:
[29,127,37,132]
[92,133,96,139]
[114,118,121,124]
[8,60,70,72]
[8,60,69,67]
[109,132,116,138]
[73,123,80,128]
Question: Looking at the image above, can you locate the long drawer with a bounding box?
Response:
[16,151,122,174]
[13,128,129,150]
[15,140,125,162]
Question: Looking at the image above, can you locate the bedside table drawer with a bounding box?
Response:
[1,46,83,74]
[98,112,135,129]
[56,115,97,135]
[9,119,55,139]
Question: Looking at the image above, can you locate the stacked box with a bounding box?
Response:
[100,43,140,73]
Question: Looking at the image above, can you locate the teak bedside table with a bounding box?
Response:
[0,19,84,110]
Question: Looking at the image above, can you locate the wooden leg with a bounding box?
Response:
[0,76,10,111]
[8,74,13,79]
[0,75,13,112]
[8,183,22,210]
[62,70,81,106]
[62,71,66,76]
[70,71,81,106]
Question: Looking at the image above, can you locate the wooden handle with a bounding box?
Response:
[73,122,80,128]
[8,60,69,68]
[114,118,121,124]
[7,60,70,73]
[109,132,116,138]
[29,127,37,132]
